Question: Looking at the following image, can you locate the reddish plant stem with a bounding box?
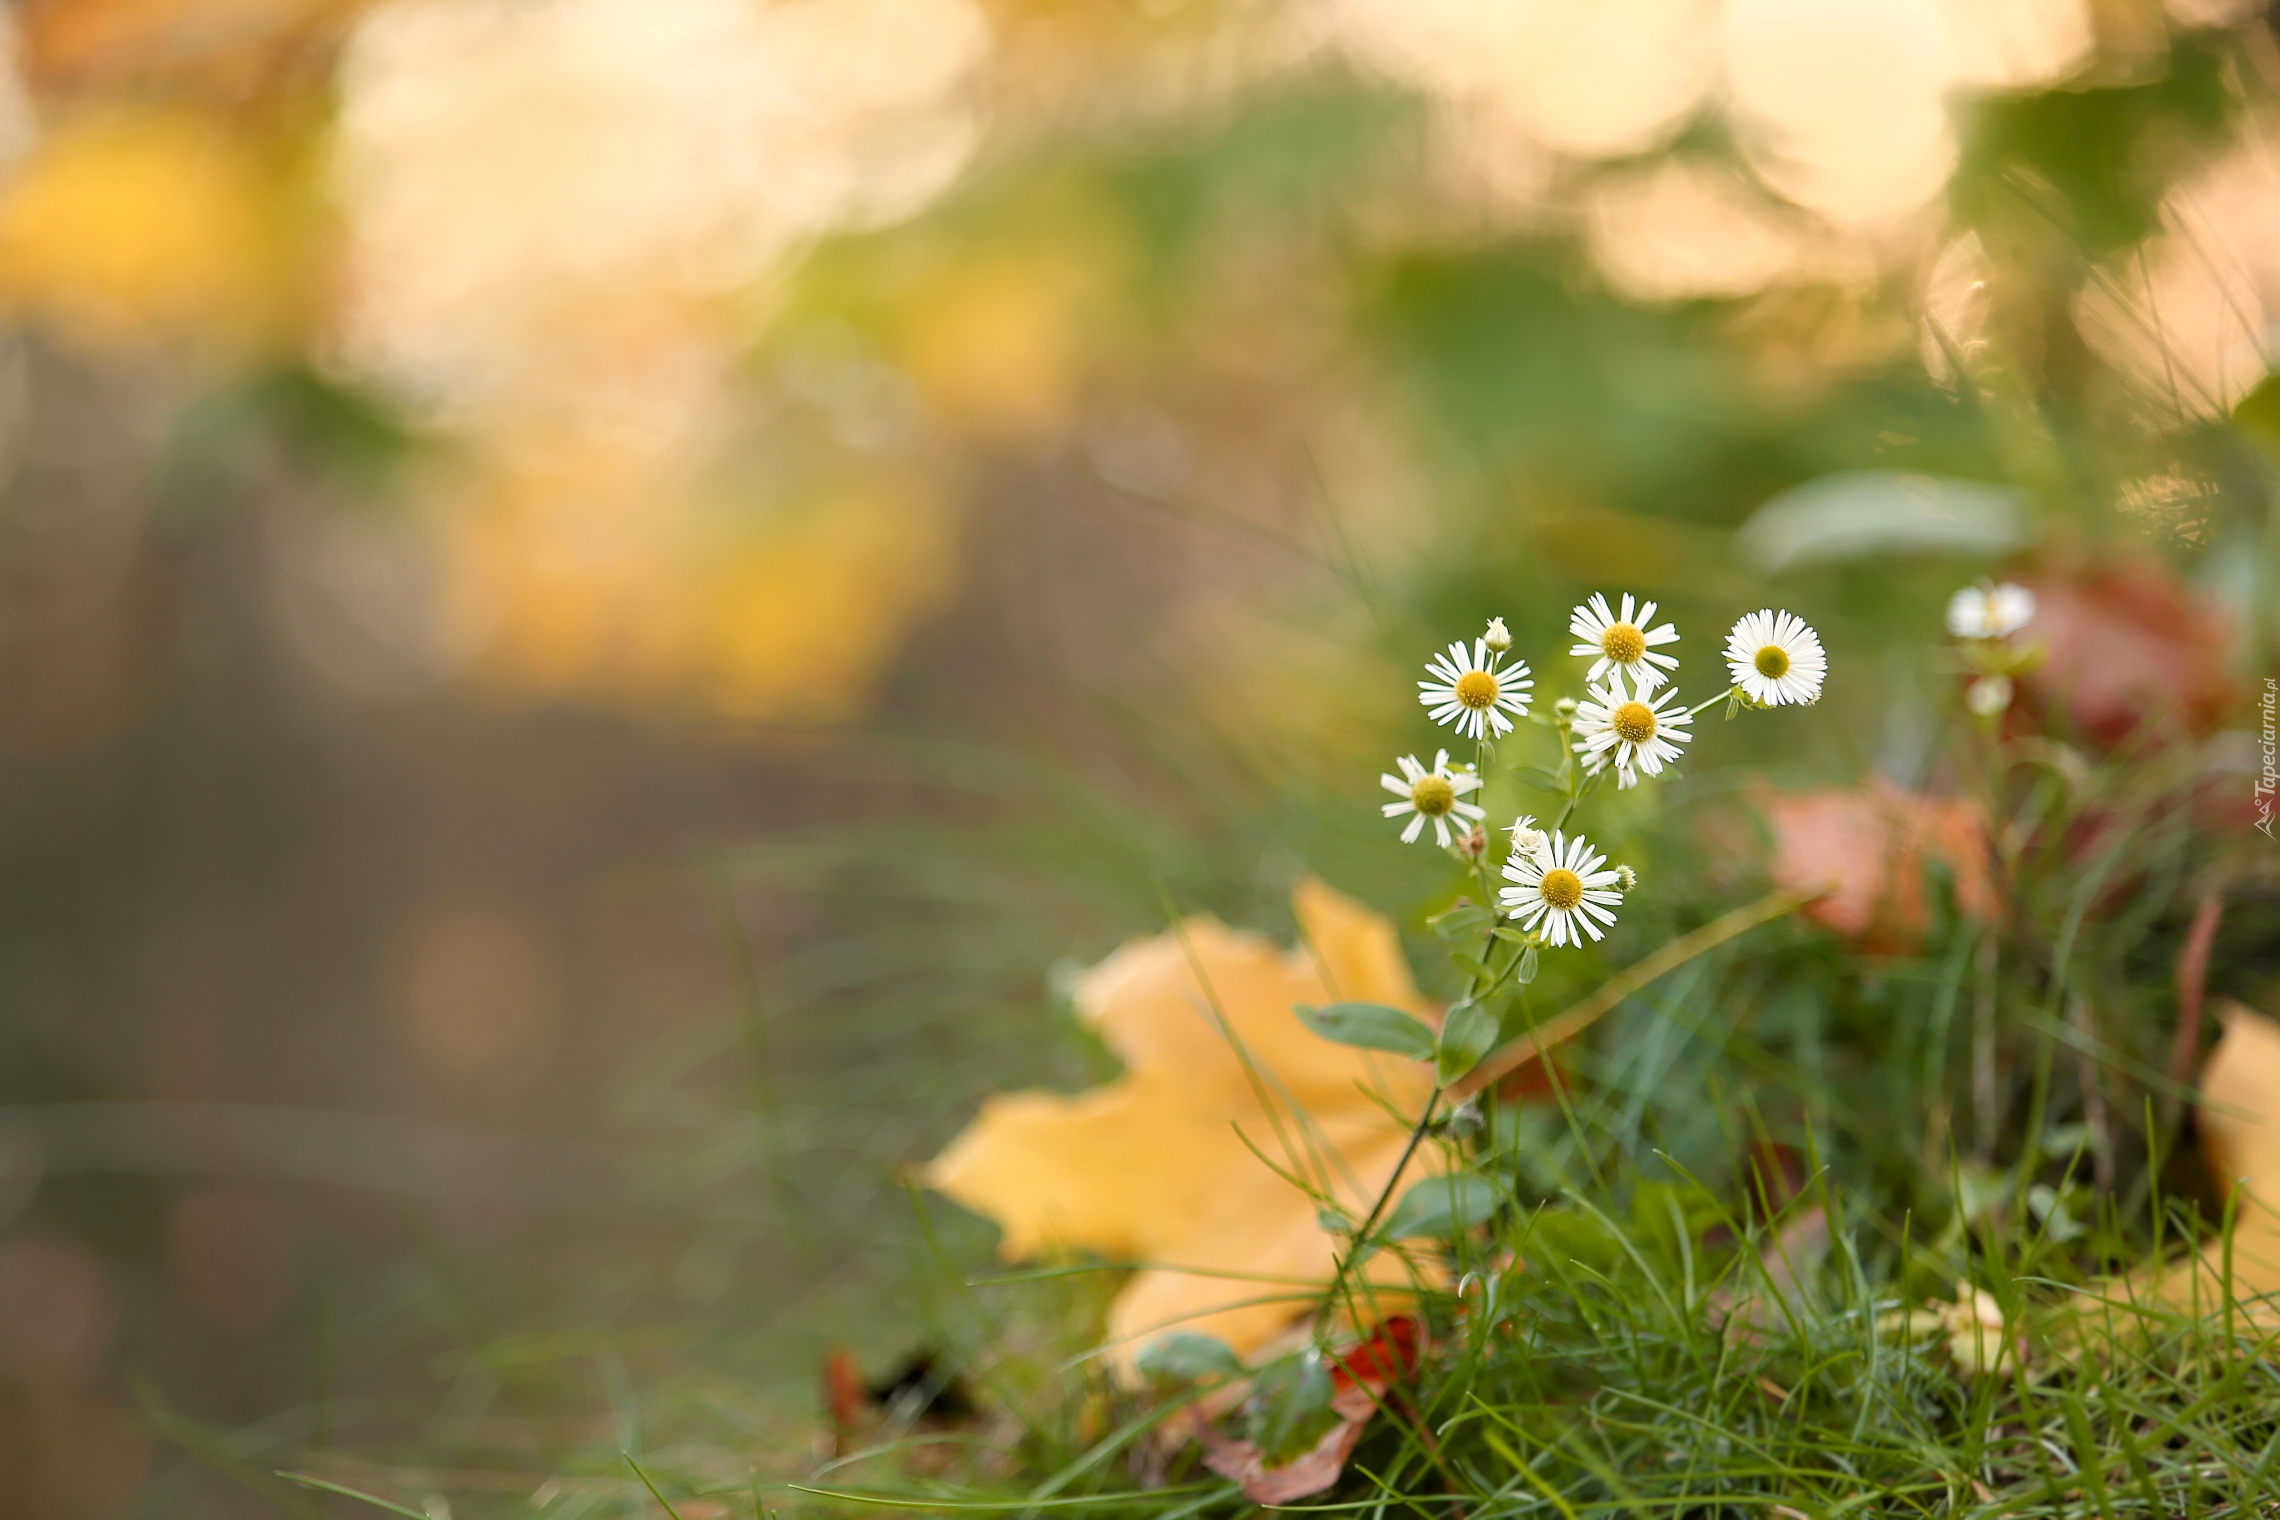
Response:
[2166,888,2225,1094]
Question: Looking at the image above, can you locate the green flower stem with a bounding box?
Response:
[1314,836,1511,1335]
[1310,1077,1444,1336]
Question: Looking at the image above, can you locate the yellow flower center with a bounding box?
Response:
[1755,644,1790,678]
[1539,868,1584,910]
[1410,774,1456,816]
[1600,622,1646,664]
[1454,670,1499,709]
[1611,701,1657,744]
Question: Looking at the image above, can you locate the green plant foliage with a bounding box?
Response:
[1294,1001,1438,1060]
[1380,1171,1502,1241]
[1434,998,1501,1084]
[1244,1349,1336,1466]
[1133,1332,1245,1390]
[1951,39,2235,254]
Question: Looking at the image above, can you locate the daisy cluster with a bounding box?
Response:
[1380,593,1827,951]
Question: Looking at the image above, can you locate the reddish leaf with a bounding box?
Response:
[2014,561,2235,751]
[822,1346,865,1457]
[1197,1411,1371,1506]
[1327,1314,1423,1394]
[1755,780,1992,951]
[1194,1318,1428,1506]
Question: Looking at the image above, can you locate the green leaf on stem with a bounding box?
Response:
[1136,1332,1246,1388]
[1382,1171,1504,1240]
[1514,944,1539,985]
[1516,764,1568,796]
[1427,904,1493,942]
[1248,1349,1336,1464]
[1436,999,1499,1083]
[1295,1002,1437,1060]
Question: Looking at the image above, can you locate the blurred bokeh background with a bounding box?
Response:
[0,0,2275,1510]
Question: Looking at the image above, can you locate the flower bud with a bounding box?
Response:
[1482,616,1512,653]
[1615,864,1637,892]
[1965,674,2013,716]
[1553,696,1578,718]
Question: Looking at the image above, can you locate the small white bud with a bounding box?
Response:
[1482,616,1512,653]
[1553,696,1578,718]
[1615,864,1637,892]
[1965,674,2013,716]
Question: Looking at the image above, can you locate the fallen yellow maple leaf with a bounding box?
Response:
[925,878,1450,1377]
[2137,1000,2280,1325]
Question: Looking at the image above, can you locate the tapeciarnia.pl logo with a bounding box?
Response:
[2258,677,2277,839]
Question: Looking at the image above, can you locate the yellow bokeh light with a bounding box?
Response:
[1319,0,1713,161]
[1933,0,2092,90]
[435,435,959,723]
[0,106,290,351]
[892,224,1123,442]
[1585,159,1806,305]
[331,0,989,415]
[1721,0,1955,228]
[2074,128,2280,423]
[321,0,991,720]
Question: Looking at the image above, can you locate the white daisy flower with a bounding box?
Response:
[1568,592,1680,698]
[1379,751,1486,846]
[1419,638,1533,740]
[1507,814,1550,866]
[1724,609,1826,706]
[1572,683,1693,788]
[1499,829,1625,948]
[1946,582,2034,640]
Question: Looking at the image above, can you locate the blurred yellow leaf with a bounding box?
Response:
[0,106,291,351]
[926,878,1450,1377]
[2139,1002,2280,1324]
